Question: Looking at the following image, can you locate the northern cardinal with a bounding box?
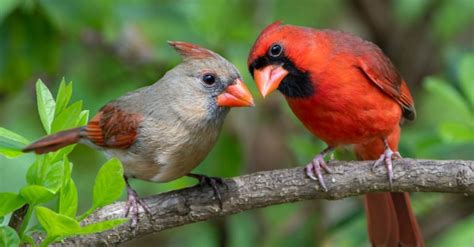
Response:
[248,22,424,246]
[24,41,254,227]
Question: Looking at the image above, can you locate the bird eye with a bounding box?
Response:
[202,74,216,85]
[269,44,283,57]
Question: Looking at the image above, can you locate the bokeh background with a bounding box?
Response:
[1,0,473,246]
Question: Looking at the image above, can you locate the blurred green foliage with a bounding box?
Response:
[0,0,473,246]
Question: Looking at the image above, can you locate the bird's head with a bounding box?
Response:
[165,41,254,120]
[248,21,320,98]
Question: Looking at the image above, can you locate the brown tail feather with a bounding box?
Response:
[356,126,424,246]
[23,127,83,154]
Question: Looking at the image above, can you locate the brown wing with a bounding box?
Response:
[85,104,143,149]
[357,54,416,121]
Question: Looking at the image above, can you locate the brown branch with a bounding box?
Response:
[58,159,473,246]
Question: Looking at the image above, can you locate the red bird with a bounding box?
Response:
[248,22,424,246]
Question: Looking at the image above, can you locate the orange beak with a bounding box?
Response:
[217,78,255,107]
[254,65,289,97]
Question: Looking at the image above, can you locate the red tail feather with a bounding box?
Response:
[356,127,424,247]
[23,127,83,154]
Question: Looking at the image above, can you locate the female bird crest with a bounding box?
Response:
[168,41,219,61]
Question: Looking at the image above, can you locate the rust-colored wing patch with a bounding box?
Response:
[85,104,143,149]
[357,55,416,120]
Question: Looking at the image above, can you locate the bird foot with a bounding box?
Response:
[188,173,226,209]
[372,147,402,187]
[124,185,153,232]
[305,154,332,191]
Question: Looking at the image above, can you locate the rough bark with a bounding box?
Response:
[56,159,473,246]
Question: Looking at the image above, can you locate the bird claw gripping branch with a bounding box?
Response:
[188,173,227,209]
[372,139,402,187]
[124,177,154,231]
[305,147,334,191]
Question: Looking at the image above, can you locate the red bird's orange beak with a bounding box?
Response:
[254,65,289,98]
[217,78,255,107]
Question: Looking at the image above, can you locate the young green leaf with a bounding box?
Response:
[41,161,64,193]
[61,156,72,187]
[59,179,78,218]
[78,218,128,234]
[26,156,45,185]
[20,185,55,205]
[36,79,56,134]
[0,127,29,158]
[35,206,80,238]
[0,193,26,217]
[78,110,89,125]
[51,100,83,133]
[0,226,20,247]
[55,79,73,116]
[92,158,125,209]
[26,158,64,193]
[79,158,125,219]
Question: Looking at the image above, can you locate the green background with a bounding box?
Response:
[1,0,473,246]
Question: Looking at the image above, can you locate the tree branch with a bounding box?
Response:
[60,159,473,246]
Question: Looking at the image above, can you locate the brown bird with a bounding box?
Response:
[23,41,254,227]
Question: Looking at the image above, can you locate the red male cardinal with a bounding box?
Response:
[248,22,423,246]
[24,41,254,227]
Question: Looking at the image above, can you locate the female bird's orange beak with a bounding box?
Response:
[254,65,289,97]
[217,78,255,107]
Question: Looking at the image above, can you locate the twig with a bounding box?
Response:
[57,159,472,246]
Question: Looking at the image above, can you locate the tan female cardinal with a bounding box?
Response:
[23,41,254,227]
[248,22,423,246]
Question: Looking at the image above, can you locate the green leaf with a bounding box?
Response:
[78,219,128,234]
[26,158,44,185]
[0,226,20,247]
[92,158,125,209]
[0,127,29,158]
[0,193,26,217]
[78,110,89,125]
[55,79,73,116]
[80,158,125,220]
[36,79,56,134]
[61,156,72,187]
[20,185,55,205]
[459,53,474,107]
[51,100,83,133]
[59,179,78,218]
[26,158,64,193]
[35,206,80,238]
[40,161,64,193]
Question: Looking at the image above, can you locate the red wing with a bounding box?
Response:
[85,104,143,149]
[357,55,416,120]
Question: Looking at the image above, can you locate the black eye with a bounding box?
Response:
[202,74,216,85]
[269,44,283,57]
